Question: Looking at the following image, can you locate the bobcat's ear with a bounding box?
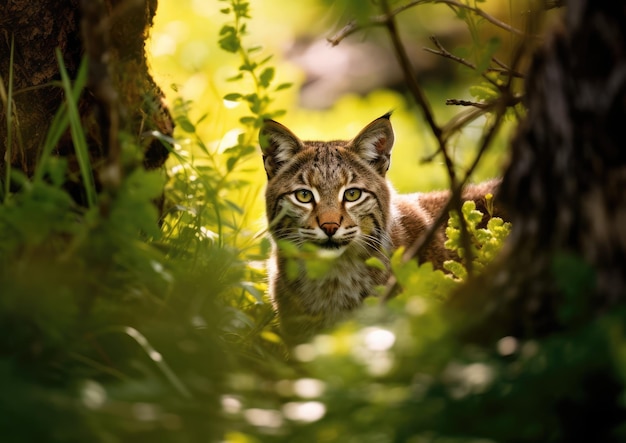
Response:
[349,113,394,176]
[259,120,304,179]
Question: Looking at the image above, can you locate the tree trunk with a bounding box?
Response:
[447,2,626,440]
[450,0,626,339]
[0,0,172,203]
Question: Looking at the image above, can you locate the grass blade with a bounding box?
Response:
[35,57,89,185]
[56,49,97,207]
[3,35,15,202]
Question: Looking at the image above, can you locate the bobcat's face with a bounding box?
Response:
[261,115,395,256]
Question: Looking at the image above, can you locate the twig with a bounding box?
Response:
[425,35,476,71]
[383,20,531,301]
[382,94,509,301]
[491,56,525,78]
[380,0,476,275]
[446,99,490,108]
[424,36,525,79]
[330,0,532,295]
[380,1,442,140]
[439,0,524,36]
[421,95,512,162]
[328,0,525,47]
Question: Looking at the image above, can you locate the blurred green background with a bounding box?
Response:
[149,0,514,221]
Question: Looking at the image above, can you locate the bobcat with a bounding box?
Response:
[260,114,501,343]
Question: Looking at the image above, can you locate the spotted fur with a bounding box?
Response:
[260,114,501,343]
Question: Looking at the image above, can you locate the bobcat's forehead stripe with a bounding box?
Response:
[297,171,307,185]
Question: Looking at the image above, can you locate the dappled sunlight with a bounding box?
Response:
[243,408,284,428]
[4,0,618,441]
[282,401,326,423]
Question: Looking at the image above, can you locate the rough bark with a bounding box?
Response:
[0,0,172,203]
[448,0,626,340]
[454,1,626,434]
[442,4,626,439]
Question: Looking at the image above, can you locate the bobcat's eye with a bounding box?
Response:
[294,189,314,204]
[344,188,362,202]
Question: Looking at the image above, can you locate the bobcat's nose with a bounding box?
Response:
[320,222,340,237]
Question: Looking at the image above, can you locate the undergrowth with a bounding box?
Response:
[0,1,512,440]
[2,2,621,443]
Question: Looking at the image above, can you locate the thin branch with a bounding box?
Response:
[379,1,442,142]
[439,0,524,36]
[424,36,526,79]
[382,95,510,301]
[330,0,532,293]
[446,99,490,108]
[382,23,532,301]
[425,35,477,70]
[441,94,522,139]
[328,0,525,47]
[421,98,500,162]
[491,56,525,78]
[328,19,377,47]
[381,0,478,273]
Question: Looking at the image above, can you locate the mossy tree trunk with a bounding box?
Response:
[0,0,172,203]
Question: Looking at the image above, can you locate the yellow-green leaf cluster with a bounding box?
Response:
[444,199,511,279]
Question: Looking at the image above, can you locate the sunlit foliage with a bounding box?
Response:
[3,1,621,442]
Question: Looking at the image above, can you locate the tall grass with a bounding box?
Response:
[56,50,97,207]
[2,2,613,442]
[0,58,265,440]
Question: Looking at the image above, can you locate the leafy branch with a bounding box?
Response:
[378,0,475,278]
[218,0,291,165]
[424,35,525,80]
[327,0,526,48]
[444,199,511,278]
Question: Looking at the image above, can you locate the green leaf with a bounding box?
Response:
[475,37,501,74]
[225,199,244,214]
[226,73,244,82]
[266,109,286,119]
[258,54,273,66]
[275,82,292,91]
[469,83,499,101]
[223,93,243,101]
[240,281,264,302]
[239,116,257,125]
[366,256,387,271]
[218,26,240,53]
[259,67,275,88]
[46,157,68,188]
[239,61,257,72]
[56,50,96,207]
[443,260,467,280]
[226,156,238,172]
[175,115,196,133]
